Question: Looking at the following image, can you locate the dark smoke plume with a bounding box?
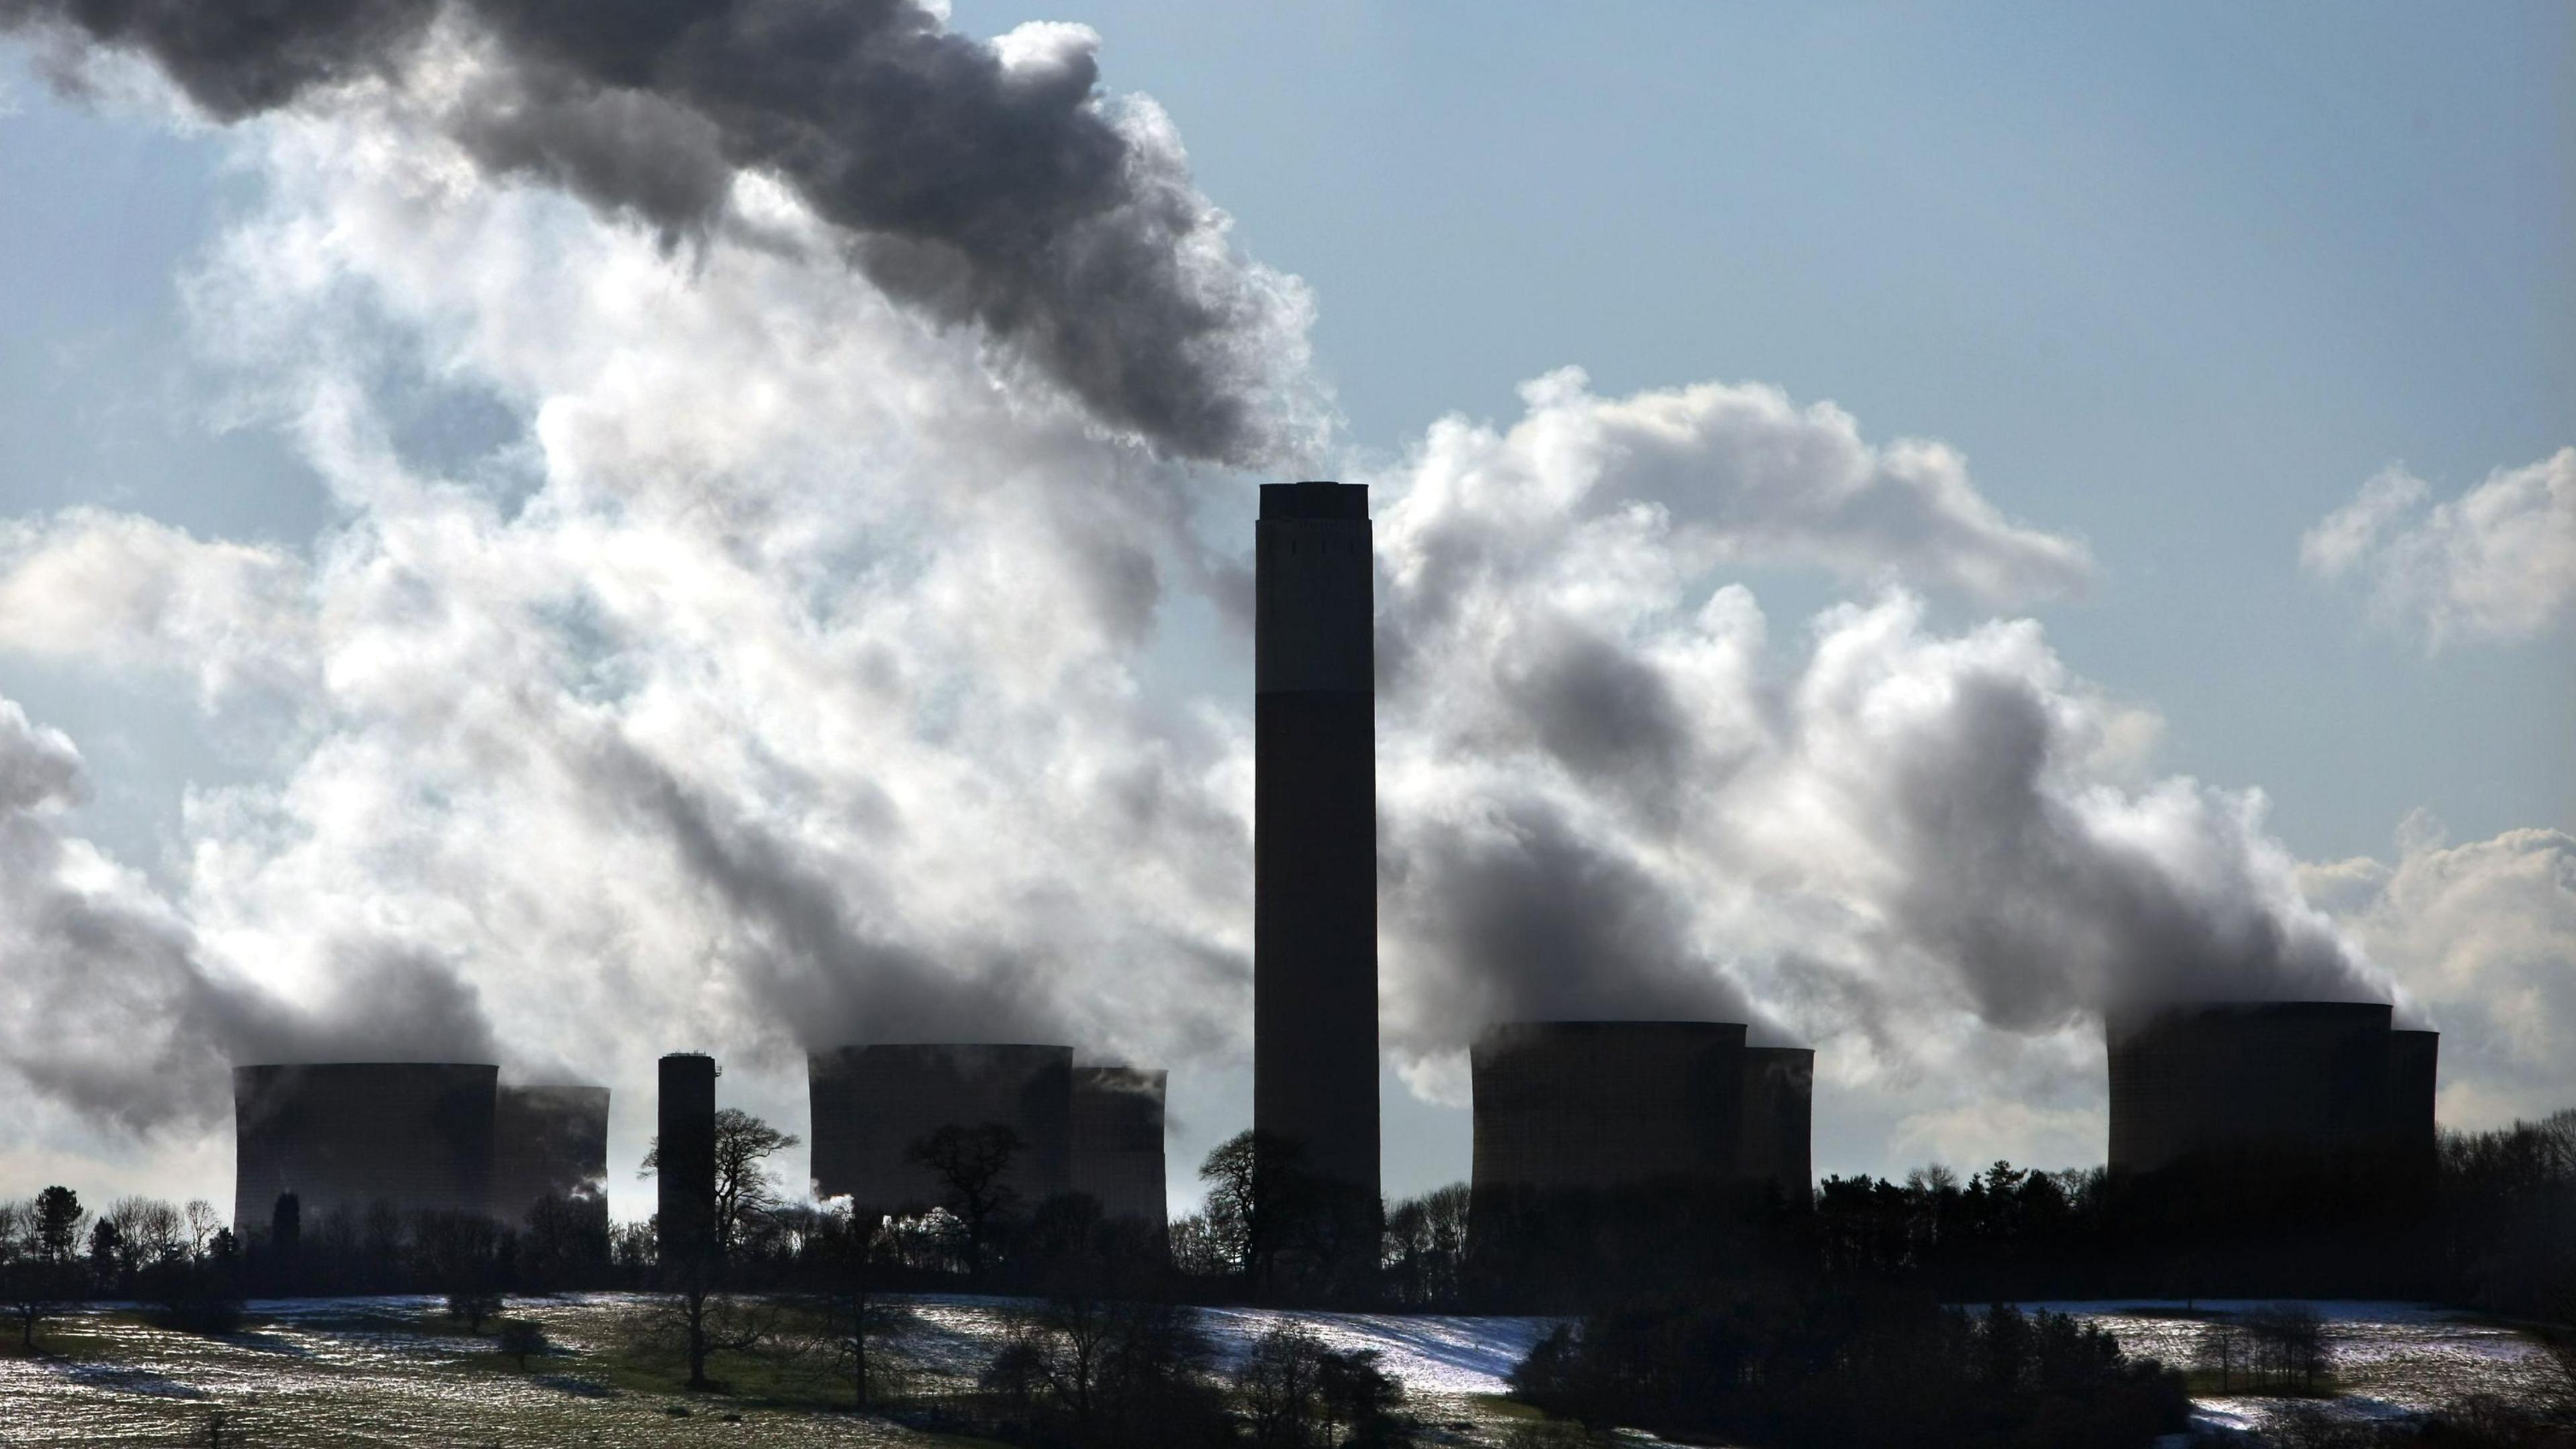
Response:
[0,0,1316,466]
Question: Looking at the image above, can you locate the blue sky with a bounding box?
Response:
[949,0,2573,861]
[0,3,2568,1217]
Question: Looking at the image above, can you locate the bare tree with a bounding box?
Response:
[641,1108,800,1258]
[906,1123,1024,1281]
[415,1211,506,1332]
[182,1201,223,1260]
[648,1251,774,1391]
[635,1110,797,1391]
[978,1295,1225,1444]
[1199,1130,1309,1295]
[107,1197,184,1284]
[1382,1183,1470,1307]
[808,1202,902,1409]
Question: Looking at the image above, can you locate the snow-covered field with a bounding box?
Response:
[0,1293,2558,1445]
[2009,1300,2567,1438]
[0,1293,1564,1447]
[890,1293,1556,1396]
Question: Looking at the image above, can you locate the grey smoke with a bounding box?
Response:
[1372,409,2388,1062]
[1492,618,1707,825]
[1382,797,1764,1038]
[1,0,1317,466]
[592,733,1049,1051]
[0,698,494,1130]
[1878,670,2371,1028]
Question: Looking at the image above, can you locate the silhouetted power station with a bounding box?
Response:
[1255,480,1381,1238]
[808,1044,1167,1232]
[2106,1001,2438,1175]
[1469,1022,1815,1204]
[657,1052,718,1261]
[211,476,2469,1307]
[492,1085,612,1222]
[1072,1066,1170,1228]
[232,1064,607,1234]
[1738,1046,1817,1204]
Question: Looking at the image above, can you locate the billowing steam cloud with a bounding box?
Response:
[0,698,493,1130]
[0,7,2471,1187]
[0,0,1321,467]
[1368,388,2383,1095]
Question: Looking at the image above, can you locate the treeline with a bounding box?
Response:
[1475,1116,2576,1449]
[7,1109,2568,1325]
[1509,1291,2190,1449]
[1805,1111,2576,1309]
[0,1187,245,1344]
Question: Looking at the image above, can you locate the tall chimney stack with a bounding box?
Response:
[1254,480,1380,1271]
[657,1052,718,1263]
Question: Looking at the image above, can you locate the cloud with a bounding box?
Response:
[0,698,83,814]
[0,694,490,1132]
[2300,449,2576,647]
[1375,570,2389,1080]
[1375,369,2094,630]
[1369,385,2367,1076]
[2302,818,2576,1129]
[0,508,316,711]
[0,0,1326,468]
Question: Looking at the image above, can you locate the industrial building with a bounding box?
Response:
[231,1063,498,1234]
[1470,1022,1797,1196]
[2105,1001,2439,1175]
[1739,1046,1816,1206]
[808,1044,1075,1216]
[1071,1066,1168,1228]
[490,1085,612,1223]
[2388,1028,2440,1169]
[1254,480,1380,1237]
[657,1053,718,1262]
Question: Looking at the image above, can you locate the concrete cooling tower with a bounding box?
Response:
[2387,1028,2440,1169]
[1071,1066,1168,1228]
[1470,1022,1751,1195]
[231,1063,498,1234]
[808,1044,1074,1216]
[1254,480,1380,1224]
[2106,1002,2438,1175]
[491,1085,611,1224]
[1739,1047,1816,1207]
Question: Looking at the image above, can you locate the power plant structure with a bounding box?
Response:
[1468,1022,1815,1203]
[657,1052,719,1263]
[807,1045,1169,1230]
[491,1085,612,1221]
[231,1063,501,1234]
[1071,1066,1169,1228]
[2105,1001,2438,1175]
[1254,479,1381,1253]
[1738,1046,1817,1205]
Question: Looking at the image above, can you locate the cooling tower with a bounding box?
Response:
[1470,1022,1749,1194]
[2106,1002,2405,1175]
[2387,1028,2440,1166]
[1738,1046,1815,1207]
[491,1085,611,1224]
[807,1044,1073,1216]
[657,1053,718,1262]
[1254,480,1380,1231]
[231,1063,498,1234]
[1071,1066,1168,1228]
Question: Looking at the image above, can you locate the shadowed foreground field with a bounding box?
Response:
[0,1294,2560,1446]
[0,1294,1566,1447]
